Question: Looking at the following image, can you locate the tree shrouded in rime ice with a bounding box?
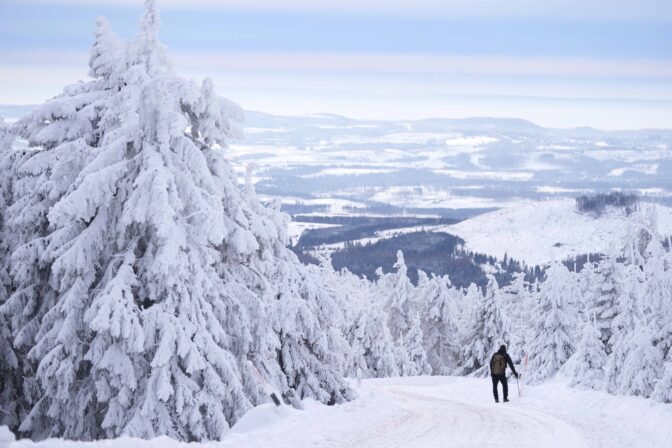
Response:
[460,275,510,376]
[379,251,430,375]
[418,271,459,376]
[0,0,350,441]
[564,316,607,390]
[528,262,578,383]
[583,257,620,352]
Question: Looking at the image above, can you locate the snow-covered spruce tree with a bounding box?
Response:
[264,258,353,407]
[618,320,662,398]
[8,1,352,441]
[528,262,579,384]
[640,236,672,360]
[501,271,532,363]
[401,314,431,376]
[0,118,22,429]
[383,251,415,340]
[379,251,429,375]
[460,275,510,376]
[652,353,672,403]
[605,255,644,394]
[564,316,607,390]
[584,257,620,352]
[418,271,458,375]
[313,256,369,377]
[0,19,128,437]
[332,266,398,378]
[353,301,400,378]
[458,283,486,375]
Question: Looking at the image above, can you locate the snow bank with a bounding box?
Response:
[229,403,298,434]
[9,376,672,448]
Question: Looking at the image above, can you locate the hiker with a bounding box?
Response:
[490,344,519,403]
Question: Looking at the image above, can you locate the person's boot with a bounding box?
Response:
[495,399,499,403]
[503,398,510,402]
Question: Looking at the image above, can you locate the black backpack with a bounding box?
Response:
[490,353,506,375]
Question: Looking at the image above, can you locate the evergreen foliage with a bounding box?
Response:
[527,262,578,383]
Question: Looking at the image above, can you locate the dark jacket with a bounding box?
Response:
[490,347,518,376]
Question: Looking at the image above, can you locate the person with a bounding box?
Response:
[489,345,519,403]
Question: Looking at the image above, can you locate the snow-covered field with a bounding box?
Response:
[439,199,672,266]
[9,376,672,448]
[286,221,340,245]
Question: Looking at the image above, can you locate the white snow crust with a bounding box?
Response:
[441,199,672,266]
[9,376,672,448]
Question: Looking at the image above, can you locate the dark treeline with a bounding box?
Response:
[561,253,605,273]
[294,216,458,247]
[575,192,639,217]
[292,231,539,289]
[290,215,630,289]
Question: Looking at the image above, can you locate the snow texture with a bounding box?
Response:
[443,199,672,266]
[7,376,672,448]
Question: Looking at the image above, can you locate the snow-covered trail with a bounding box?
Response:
[9,376,672,448]
[351,386,587,448]
[225,376,671,448]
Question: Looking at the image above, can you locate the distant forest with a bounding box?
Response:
[290,215,610,289]
[575,191,639,217]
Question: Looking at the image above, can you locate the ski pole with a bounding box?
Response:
[516,374,521,397]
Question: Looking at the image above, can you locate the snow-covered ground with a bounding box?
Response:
[9,376,672,448]
[439,199,672,266]
[286,221,341,245]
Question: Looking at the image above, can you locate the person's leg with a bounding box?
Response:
[491,375,499,402]
[502,375,509,401]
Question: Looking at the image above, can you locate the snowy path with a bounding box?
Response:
[348,386,587,448]
[9,376,672,448]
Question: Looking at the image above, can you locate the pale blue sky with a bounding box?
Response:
[1,0,671,128]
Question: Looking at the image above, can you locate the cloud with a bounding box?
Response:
[171,52,672,80]
[22,0,672,20]
[4,49,670,80]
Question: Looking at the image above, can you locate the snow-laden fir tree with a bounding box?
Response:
[584,257,620,352]
[1,20,127,436]
[0,118,22,429]
[331,265,398,378]
[9,5,250,438]
[349,298,399,378]
[383,251,416,340]
[401,313,431,376]
[564,316,607,390]
[418,271,458,375]
[460,275,510,376]
[2,1,352,440]
[379,251,429,375]
[605,249,645,394]
[313,256,369,377]
[479,275,511,368]
[528,262,578,383]
[619,320,662,398]
[615,207,668,399]
[265,259,353,407]
[577,257,596,311]
[458,283,486,374]
[652,352,672,403]
[640,236,672,359]
[501,272,532,363]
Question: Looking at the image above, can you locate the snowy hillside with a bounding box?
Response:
[8,376,672,448]
[441,199,672,266]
